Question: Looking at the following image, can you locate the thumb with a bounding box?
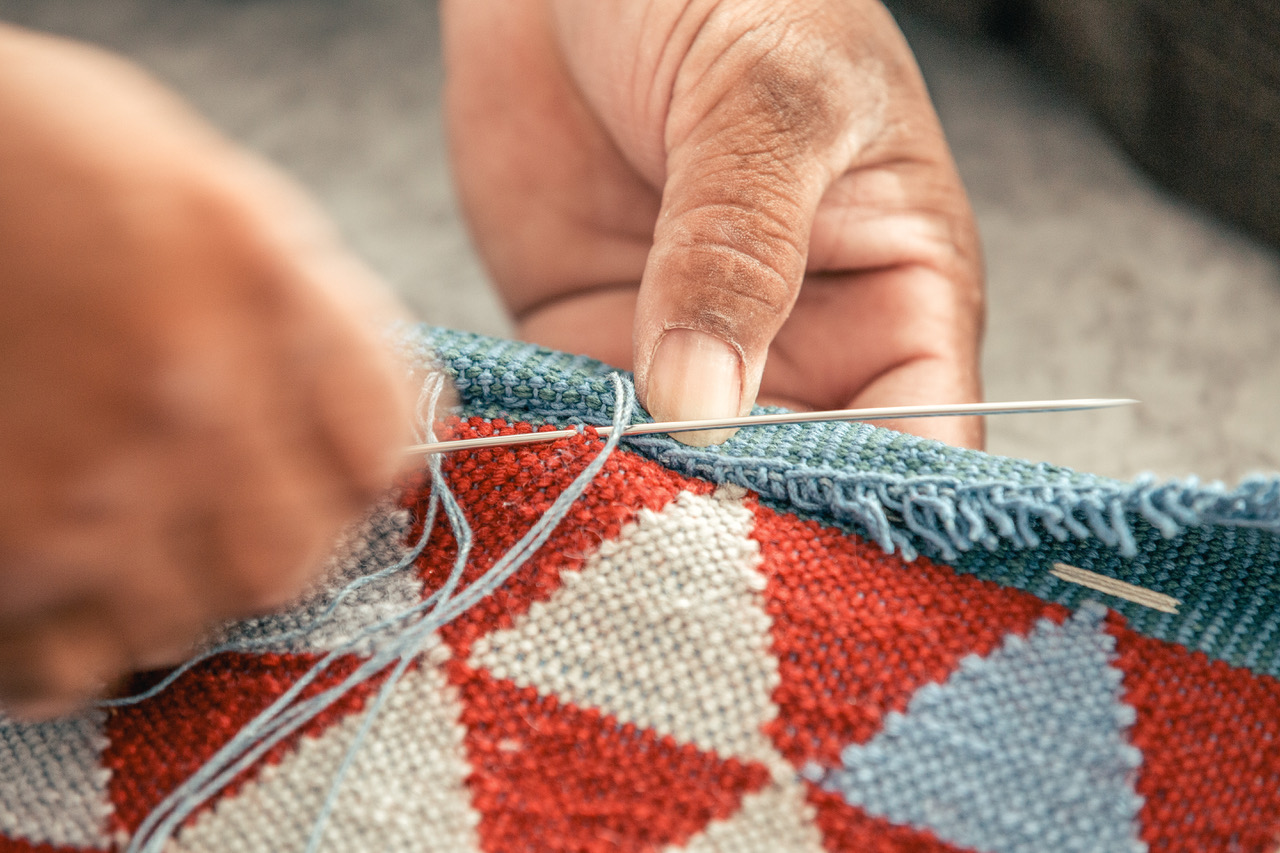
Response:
[633,48,844,446]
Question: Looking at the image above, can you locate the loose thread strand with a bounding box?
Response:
[309,372,632,851]
[124,372,634,853]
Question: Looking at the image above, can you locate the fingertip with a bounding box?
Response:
[310,334,416,508]
[644,328,746,447]
[669,427,739,448]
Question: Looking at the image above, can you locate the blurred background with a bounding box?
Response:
[2,0,1276,482]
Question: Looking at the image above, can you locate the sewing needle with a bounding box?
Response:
[403,398,1138,456]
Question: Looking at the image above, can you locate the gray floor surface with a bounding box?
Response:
[4,0,1277,483]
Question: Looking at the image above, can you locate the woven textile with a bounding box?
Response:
[3,327,1280,852]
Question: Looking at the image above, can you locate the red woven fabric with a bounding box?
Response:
[752,502,1068,767]
[4,418,1279,852]
[1110,619,1280,852]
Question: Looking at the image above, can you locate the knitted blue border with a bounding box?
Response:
[400,326,1280,676]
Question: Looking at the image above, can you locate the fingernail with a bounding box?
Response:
[647,329,743,447]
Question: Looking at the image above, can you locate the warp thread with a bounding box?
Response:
[102,370,635,853]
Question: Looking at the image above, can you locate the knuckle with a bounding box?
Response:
[166,171,308,314]
[685,11,846,160]
[658,198,807,315]
[307,332,414,507]
[165,174,264,256]
[31,646,86,697]
[741,50,841,156]
[682,238,794,311]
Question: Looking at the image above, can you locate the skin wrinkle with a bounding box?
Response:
[658,180,811,270]
[679,149,814,194]
[554,0,718,185]
[447,0,983,448]
[671,196,808,247]
[829,58,892,166]
[661,241,795,316]
[667,22,790,148]
[854,350,956,405]
[657,0,757,147]
[694,146,825,201]
[665,116,936,404]
[810,158,974,277]
[867,187,980,285]
[654,151,823,344]
[762,263,976,407]
[815,203,958,274]
[665,177,810,243]
[741,52,843,163]
[673,47,844,169]
[670,8,890,172]
[646,0,716,175]
[624,3,651,134]
[658,222,801,307]
[555,179,658,250]
[646,12,899,383]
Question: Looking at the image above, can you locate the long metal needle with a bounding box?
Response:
[403,397,1139,456]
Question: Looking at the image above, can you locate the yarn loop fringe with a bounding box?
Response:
[644,451,1280,562]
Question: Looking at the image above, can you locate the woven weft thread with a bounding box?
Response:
[2,329,1279,852]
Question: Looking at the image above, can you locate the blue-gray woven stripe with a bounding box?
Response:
[401,325,1280,677]
[805,603,1145,853]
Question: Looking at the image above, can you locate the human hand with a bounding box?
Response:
[443,0,983,446]
[0,26,412,718]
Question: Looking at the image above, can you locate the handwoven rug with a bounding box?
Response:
[3,326,1280,853]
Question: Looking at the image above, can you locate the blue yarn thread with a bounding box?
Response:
[115,371,635,852]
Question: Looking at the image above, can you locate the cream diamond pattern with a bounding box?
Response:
[469,484,786,765]
[171,641,480,853]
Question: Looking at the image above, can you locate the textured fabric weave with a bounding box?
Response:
[2,326,1279,852]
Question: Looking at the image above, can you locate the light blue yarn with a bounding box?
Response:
[97,507,440,709]
[305,372,473,853]
[123,374,469,850]
[643,448,1280,563]
[121,372,634,853]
